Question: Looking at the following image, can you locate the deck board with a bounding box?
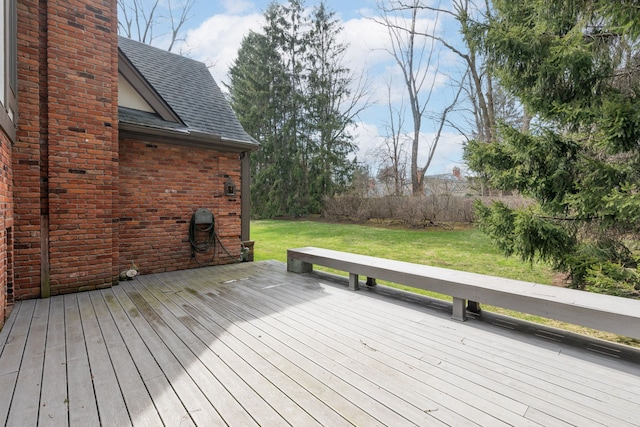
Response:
[101,289,195,427]
[5,299,49,427]
[128,277,282,426]
[111,284,225,426]
[0,300,36,426]
[39,296,68,426]
[153,273,396,427]
[261,275,639,425]
[1,260,640,426]
[139,274,327,426]
[225,279,534,426]
[89,291,163,427]
[0,298,19,352]
[182,269,494,426]
[63,294,101,427]
[263,274,639,426]
[150,278,353,427]
[77,291,132,427]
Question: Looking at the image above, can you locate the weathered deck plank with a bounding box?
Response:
[38,296,68,426]
[144,277,351,427]
[135,274,325,427]
[127,277,280,426]
[64,294,101,427]
[223,276,535,426]
[177,268,478,426]
[110,284,226,426]
[101,289,195,427]
[5,299,49,426]
[89,291,163,427]
[208,268,540,425]
[0,297,19,352]
[76,291,132,427]
[0,300,35,425]
[149,272,409,427]
[264,270,640,426]
[1,260,640,426]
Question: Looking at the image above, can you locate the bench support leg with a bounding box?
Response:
[287,258,313,274]
[366,277,377,287]
[349,273,360,291]
[452,297,467,321]
[467,300,481,314]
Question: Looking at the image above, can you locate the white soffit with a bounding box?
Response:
[118,73,154,113]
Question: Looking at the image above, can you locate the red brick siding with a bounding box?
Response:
[12,0,46,300]
[118,138,242,275]
[12,0,118,298]
[10,0,244,301]
[44,0,118,294]
[110,7,119,286]
[0,128,13,326]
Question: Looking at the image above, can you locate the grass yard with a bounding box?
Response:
[251,219,638,346]
[252,219,554,283]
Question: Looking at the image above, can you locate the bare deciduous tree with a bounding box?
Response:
[373,81,410,196]
[407,0,530,139]
[118,0,195,52]
[374,0,466,195]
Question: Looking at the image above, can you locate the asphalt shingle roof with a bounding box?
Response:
[118,36,256,146]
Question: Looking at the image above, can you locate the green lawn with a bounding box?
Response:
[251,219,638,346]
[252,219,554,284]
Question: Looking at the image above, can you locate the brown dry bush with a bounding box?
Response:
[323,195,477,226]
[323,194,531,226]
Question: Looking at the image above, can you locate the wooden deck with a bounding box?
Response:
[1,260,640,426]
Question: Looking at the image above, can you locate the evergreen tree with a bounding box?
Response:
[305,3,357,212]
[227,0,360,217]
[465,0,640,295]
[227,29,293,218]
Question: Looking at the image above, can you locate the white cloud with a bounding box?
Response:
[178,4,468,175]
[340,16,391,71]
[181,13,265,85]
[220,0,254,15]
[350,121,385,161]
[416,131,467,174]
[351,122,466,175]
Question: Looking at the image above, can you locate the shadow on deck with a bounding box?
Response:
[1,260,639,426]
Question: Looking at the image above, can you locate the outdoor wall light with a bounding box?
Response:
[224,176,236,196]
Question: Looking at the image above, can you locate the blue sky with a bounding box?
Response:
[166,0,468,176]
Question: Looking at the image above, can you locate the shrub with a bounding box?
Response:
[584,261,640,298]
[322,194,477,226]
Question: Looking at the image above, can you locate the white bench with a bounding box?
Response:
[287,246,640,341]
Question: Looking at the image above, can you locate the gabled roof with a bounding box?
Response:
[117,36,259,152]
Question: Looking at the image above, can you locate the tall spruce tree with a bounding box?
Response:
[227,0,359,217]
[465,0,640,296]
[227,29,293,217]
[305,3,357,212]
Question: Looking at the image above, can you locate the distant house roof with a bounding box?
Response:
[423,170,470,196]
[424,173,462,182]
[117,36,259,152]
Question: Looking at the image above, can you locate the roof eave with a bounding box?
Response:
[119,122,261,153]
[118,48,185,125]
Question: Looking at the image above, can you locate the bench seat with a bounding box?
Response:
[287,246,640,341]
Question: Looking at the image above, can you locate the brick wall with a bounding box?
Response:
[45,0,118,294]
[13,0,46,300]
[13,0,118,298]
[118,138,243,275]
[9,0,245,304]
[0,128,13,327]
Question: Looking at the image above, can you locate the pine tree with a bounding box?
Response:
[465,0,640,296]
[227,0,360,217]
[305,2,357,212]
[227,29,293,217]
